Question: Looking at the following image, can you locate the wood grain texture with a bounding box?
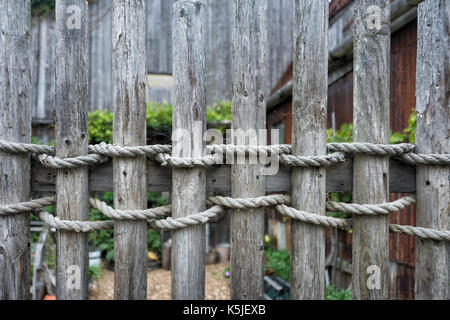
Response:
[112,0,148,300]
[230,0,267,300]
[290,0,328,300]
[352,0,391,300]
[54,0,89,300]
[414,0,449,300]
[0,0,31,300]
[171,0,207,300]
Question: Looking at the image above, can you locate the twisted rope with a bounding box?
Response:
[156,153,222,168]
[1,194,448,240]
[399,153,450,166]
[280,152,347,167]
[38,154,109,169]
[0,196,55,215]
[38,211,113,232]
[205,144,292,156]
[389,224,450,241]
[151,206,225,230]
[327,142,415,156]
[1,140,449,167]
[326,196,416,215]
[275,204,352,230]
[89,142,172,158]
[207,194,291,209]
[89,197,170,220]
[0,140,55,155]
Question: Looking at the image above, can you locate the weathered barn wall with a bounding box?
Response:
[30,0,295,120]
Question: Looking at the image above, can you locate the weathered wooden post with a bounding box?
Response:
[352,0,390,299]
[171,0,207,300]
[112,0,148,300]
[230,0,267,300]
[55,0,89,299]
[290,0,328,300]
[414,0,449,300]
[0,0,32,300]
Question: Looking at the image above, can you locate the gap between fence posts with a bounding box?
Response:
[171,0,207,300]
[352,0,391,300]
[414,0,449,300]
[0,0,32,300]
[290,0,328,300]
[230,0,267,300]
[112,0,148,300]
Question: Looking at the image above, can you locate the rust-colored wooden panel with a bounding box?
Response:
[390,20,417,132]
[389,193,416,266]
[327,20,417,132]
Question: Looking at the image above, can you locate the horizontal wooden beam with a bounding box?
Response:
[31,159,415,195]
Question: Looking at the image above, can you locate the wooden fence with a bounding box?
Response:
[0,0,448,300]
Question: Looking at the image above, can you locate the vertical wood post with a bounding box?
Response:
[230,0,267,300]
[414,0,449,300]
[352,0,390,299]
[290,0,328,300]
[0,0,31,300]
[112,0,148,300]
[171,0,207,300]
[55,0,89,300]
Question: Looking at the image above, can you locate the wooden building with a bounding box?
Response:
[266,0,421,299]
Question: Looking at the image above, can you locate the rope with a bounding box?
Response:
[326,196,416,215]
[2,140,449,168]
[0,196,55,215]
[89,197,171,220]
[389,224,450,241]
[151,206,224,230]
[280,152,347,167]
[38,154,109,169]
[0,140,55,155]
[156,153,222,168]
[275,204,352,230]
[205,144,292,156]
[327,142,415,156]
[2,194,448,240]
[89,142,172,157]
[207,194,291,209]
[398,153,450,166]
[38,211,113,232]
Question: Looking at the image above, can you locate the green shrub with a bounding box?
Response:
[265,248,291,282]
[31,0,55,16]
[88,265,102,281]
[325,285,352,300]
[88,109,114,144]
[88,100,231,145]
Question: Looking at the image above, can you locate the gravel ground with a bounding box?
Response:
[89,263,230,300]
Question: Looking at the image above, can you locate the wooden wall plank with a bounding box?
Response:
[0,0,32,300]
[290,0,328,300]
[352,0,391,299]
[414,0,449,300]
[54,0,89,299]
[230,0,267,300]
[171,0,207,300]
[112,0,148,300]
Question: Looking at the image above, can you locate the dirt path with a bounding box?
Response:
[89,263,230,300]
